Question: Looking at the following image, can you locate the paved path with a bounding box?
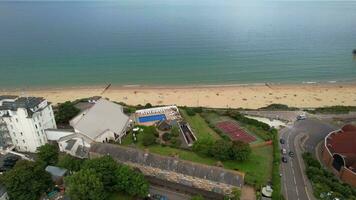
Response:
[280,118,336,200]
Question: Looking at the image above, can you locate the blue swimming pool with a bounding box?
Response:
[138,114,166,123]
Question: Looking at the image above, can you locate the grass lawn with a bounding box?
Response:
[180,109,220,141]
[121,132,273,187]
[109,192,133,200]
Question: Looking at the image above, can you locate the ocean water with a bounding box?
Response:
[0,0,356,88]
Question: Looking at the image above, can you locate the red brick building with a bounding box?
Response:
[322,124,356,187]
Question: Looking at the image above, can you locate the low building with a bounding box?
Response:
[0,96,57,152]
[45,165,68,185]
[322,124,356,187]
[46,98,131,158]
[90,143,244,196]
[0,184,9,200]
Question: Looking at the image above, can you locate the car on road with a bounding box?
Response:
[289,151,294,157]
[281,148,287,154]
[297,113,307,120]
[152,194,168,200]
[282,157,288,163]
[280,138,285,144]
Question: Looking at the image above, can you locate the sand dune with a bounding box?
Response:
[1,84,356,109]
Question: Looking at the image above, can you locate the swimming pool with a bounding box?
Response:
[138,114,166,123]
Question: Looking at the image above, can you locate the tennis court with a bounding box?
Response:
[216,121,256,143]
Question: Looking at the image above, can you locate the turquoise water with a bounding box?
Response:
[0,0,356,88]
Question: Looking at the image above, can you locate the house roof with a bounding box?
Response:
[70,99,129,140]
[45,165,67,177]
[326,124,356,172]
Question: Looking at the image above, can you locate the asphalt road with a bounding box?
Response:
[280,118,337,200]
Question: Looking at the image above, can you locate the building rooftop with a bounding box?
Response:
[45,165,67,178]
[0,96,44,112]
[326,124,356,172]
[90,143,244,187]
[70,99,129,140]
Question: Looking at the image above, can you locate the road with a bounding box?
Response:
[149,185,191,200]
[280,118,336,200]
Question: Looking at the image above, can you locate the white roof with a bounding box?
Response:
[70,99,129,140]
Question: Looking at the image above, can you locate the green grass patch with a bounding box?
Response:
[180,109,221,141]
[120,134,273,188]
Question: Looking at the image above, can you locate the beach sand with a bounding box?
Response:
[1,84,356,109]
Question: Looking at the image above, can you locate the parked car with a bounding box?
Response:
[152,194,168,200]
[281,148,287,154]
[282,157,288,163]
[280,138,285,144]
[289,151,295,157]
[297,113,307,120]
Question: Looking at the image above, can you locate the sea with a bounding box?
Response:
[0,0,356,88]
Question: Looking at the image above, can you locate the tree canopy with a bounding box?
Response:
[65,169,106,200]
[1,160,53,200]
[57,154,83,172]
[55,101,80,124]
[37,144,59,165]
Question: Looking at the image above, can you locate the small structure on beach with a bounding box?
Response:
[353,49,356,55]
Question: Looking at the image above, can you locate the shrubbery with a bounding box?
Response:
[192,139,251,161]
[259,104,298,111]
[54,101,80,124]
[303,152,356,200]
[308,106,356,114]
[66,156,149,200]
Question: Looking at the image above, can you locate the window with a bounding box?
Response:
[15,139,18,144]
[39,122,42,127]
[13,132,16,137]
[10,125,13,129]
[16,118,18,122]
[22,140,25,143]
[20,132,23,136]
[35,124,38,129]
[37,131,40,136]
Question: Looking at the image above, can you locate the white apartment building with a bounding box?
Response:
[0,95,57,152]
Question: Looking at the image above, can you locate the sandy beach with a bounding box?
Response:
[1,83,356,109]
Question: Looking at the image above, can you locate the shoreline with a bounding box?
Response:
[2,80,356,92]
[1,83,356,109]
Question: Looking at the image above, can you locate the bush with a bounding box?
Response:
[271,131,282,200]
[145,126,159,137]
[260,104,298,111]
[162,132,171,142]
[309,106,356,114]
[186,108,196,116]
[230,141,251,161]
[142,132,157,146]
[302,152,356,199]
[144,103,153,108]
[55,101,80,124]
[193,107,203,113]
[171,126,180,137]
[170,137,182,148]
[192,138,214,156]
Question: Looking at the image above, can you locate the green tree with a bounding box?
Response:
[142,131,157,146]
[192,137,214,156]
[1,160,53,200]
[55,101,80,124]
[57,154,83,172]
[82,156,119,192]
[162,132,172,141]
[114,165,149,198]
[230,188,241,200]
[211,140,232,161]
[37,144,59,165]
[66,169,106,200]
[230,141,251,161]
[171,125,180,137]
